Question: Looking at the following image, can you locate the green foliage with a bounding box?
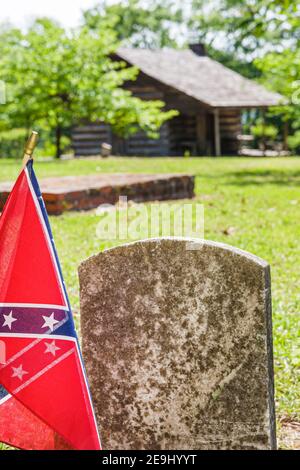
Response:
[255,49,300,124]
[251,120,278,140]
[288,131,300,154]
[253,48,300,151]
[190,0,299,57]
[0,18,177,157]
[0,128,27,159]
[34,133,72,158]
[84,0,184,48]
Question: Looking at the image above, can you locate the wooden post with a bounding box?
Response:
[261,108,266,156]
[283,121,289,152]
[213,109,221,156]
[196,112,206,155]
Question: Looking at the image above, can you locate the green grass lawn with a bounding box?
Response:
[0,156,299,448]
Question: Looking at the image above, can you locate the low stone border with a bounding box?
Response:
[0,173,195,215]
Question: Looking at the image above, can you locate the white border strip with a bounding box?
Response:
[0,392,11,405]
[0,303,69,311]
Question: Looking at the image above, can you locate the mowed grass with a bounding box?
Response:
[0,156,299,447]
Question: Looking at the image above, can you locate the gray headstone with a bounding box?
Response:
[79,238,276,450]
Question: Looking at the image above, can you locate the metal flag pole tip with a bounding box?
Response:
[22,131,39,169]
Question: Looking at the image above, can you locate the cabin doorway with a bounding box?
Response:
[169,115,197,156]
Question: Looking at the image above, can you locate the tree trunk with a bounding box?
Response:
[213,109,221,156]
[283,121,289,152]
[55,125,62,159]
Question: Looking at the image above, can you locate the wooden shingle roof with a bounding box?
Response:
[117,47,282,108]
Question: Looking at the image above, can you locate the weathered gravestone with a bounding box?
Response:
[79,238,276,450]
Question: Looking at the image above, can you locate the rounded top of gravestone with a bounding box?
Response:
[79,237,269,273]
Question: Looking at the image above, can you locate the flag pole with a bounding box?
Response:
[22,131,38,169]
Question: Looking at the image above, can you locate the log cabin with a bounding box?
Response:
[72,44,282,157]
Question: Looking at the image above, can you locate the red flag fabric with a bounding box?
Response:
[0,161,101,450]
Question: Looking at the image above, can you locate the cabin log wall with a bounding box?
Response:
[72,123,112,156]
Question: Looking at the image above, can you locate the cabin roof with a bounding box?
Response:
[116,47,282,108]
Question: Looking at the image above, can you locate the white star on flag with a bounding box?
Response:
[2,311,17,330]
[44,340,60,357]
[11,364,28,381]
[41,312,59,332]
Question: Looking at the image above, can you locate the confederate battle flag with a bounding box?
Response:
[0,158,101,450]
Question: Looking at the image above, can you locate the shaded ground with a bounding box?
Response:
[0,156,299,449]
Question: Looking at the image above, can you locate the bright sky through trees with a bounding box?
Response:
[0,0,98,28]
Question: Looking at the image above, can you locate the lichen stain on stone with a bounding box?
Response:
[79,238,276,450]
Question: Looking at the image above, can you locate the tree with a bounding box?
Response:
[84,1,261,79]
[0,18,177,158]
[83,0,185,49]
[254,48,300,150]
[190,0,299,58]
